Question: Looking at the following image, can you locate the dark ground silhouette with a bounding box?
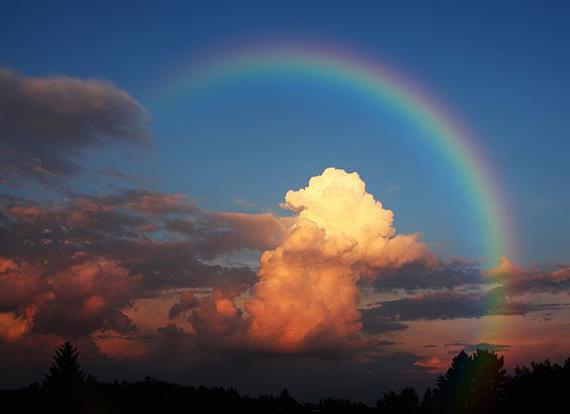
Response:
[1,342,569,413]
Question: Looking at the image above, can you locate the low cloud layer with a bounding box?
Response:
[486,256,570,294]
[2,167,569,364]
[0,255,141,341]
[0,167,438,356]
[362,288,564,322]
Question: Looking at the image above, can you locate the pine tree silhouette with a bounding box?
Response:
[435,349,506,414]
[43,341,85,390]
[435,350,471,413]
[377,387,420,413]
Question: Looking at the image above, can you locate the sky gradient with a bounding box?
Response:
[1,0,569,402]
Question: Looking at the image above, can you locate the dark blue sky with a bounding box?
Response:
[2,0,569,264]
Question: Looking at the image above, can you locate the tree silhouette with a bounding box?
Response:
[435,349,506,414]
[505,356,570,411]
[467,349,507,412]
[377,387,420,413]
[420,388,436,414]
[43,341,86,390]
[2,346,570,413]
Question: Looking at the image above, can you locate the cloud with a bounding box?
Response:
[6,65,570,395]
[3,169,569,363]
[0,187,284,348]
[463,343,511,352]
[168,291,201,319]
[486,257,570,294]
[0,191,263,291]
[0,258,46,311]
[0,254,141,338]
[185,289,247,344]
[362,287,566,322]
[372,259,484,292]
[1,166,569,397]
[166,211,292,258]
[373,256,570,297]
[35,255,142,336]
[0,68,149,184]
[485,256,522,278]
[206,212,292,252]
[166,287,248,349]
[361,316,408,335]
[245,168,433,352]
[92,330,149,360]
[414,356,446,373]
[0,309,34,341]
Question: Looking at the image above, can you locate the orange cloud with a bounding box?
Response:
[485,256,522,277]
[0,307,35,341]
[185,289,246,341]
[4,205,43,221]
[93,330,149,360]
[0,258,45,310]
[208,211,293,252]
[246,168,433,352]
[0,255,142,340]
[484,257,570,295]
[414,356,447,373]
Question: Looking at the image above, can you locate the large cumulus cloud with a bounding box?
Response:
[245,168,434,352]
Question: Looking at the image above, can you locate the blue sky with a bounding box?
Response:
[3,0,570,398]
[2,0,569,264]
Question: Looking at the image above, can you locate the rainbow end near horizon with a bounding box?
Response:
[150,42,517,265]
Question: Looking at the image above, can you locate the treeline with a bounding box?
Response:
[1,342,569,413]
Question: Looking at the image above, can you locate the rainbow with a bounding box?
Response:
[153,43,516,263]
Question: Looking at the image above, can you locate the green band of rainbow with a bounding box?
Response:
[152,43,516,263]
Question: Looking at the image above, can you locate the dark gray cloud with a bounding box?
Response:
[361,314,408,334]
[372,260,484,292]
[0,189,267,343]
[168,292,201,319]
[0,254,141,337]
[0,68,149,184]
[0,191,266,292]
[503,266,570,294]
[165,211,289,258]
[370,259,570,297]
[463,343,511,352]
[362,288,568,322]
